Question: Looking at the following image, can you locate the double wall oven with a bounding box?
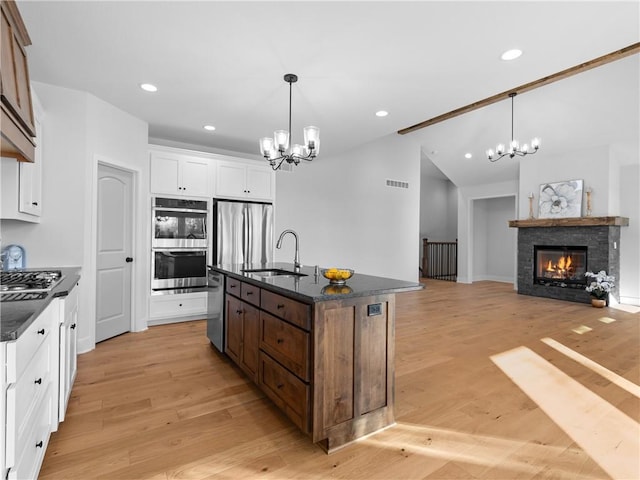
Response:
[151,197,208,294]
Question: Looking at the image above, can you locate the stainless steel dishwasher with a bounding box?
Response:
[206,267,225,352]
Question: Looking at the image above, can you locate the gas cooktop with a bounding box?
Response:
[0,270,64,301]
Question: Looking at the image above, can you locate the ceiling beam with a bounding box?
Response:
[397,42,640,135]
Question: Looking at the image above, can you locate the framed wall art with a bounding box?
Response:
[538,179,583,218]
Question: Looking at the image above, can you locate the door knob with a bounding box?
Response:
[126,257,134,263]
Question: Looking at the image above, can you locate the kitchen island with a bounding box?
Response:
[211,262,423,452]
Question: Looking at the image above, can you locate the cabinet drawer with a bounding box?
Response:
[260,290,311,331]
[260,311,310,381]
[6,301,55,383]
[240,282,260,306]
[7,385,53,480]
[259,352,310,434]
[149,293,207,319]
[226,277,241,295]
[7,334,52,462]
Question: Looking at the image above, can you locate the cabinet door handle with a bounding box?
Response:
[236,309,242,314]
[34,378,42,385]
[276,304,285,309]
[276,338,284,344]
[246,291,253,295]
[71,324,77,329]
[126,257,134,263]
[37,329,45,335]
[179,303,183,307]
[276,383,284,389]
[229,284,237,289]
[32,201,38,206]
[36,441,43,448]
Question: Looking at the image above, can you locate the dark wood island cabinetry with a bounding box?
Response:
[214,262,422,453]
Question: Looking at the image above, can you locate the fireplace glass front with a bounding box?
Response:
[534,245,587,288]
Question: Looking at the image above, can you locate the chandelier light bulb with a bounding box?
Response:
[259,137,274,157]
[274,130,290,152]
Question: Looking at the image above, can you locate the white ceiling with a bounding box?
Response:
[18,1,639,187]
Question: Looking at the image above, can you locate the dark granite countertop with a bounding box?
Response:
[211,262,423,304]
[0,267,82,342]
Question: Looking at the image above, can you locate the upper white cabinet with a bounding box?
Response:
[215,161,274,201]
[149,150,211,198]
[1,89,43,222]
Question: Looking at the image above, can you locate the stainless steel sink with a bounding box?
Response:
[242,268,307,278]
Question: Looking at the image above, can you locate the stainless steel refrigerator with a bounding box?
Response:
[207,200,274,352]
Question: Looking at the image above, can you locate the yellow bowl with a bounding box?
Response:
[321,268,354,285]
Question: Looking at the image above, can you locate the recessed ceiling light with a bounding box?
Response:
[501,49,522,61]
[465,153,472,159]
[139,83,158,92]
[203,125,216,131]
[375,110,389,117]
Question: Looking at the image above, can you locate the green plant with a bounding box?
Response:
[584,270,615,300]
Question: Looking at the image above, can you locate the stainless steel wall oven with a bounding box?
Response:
[151,249,207,291]
[152,197,208,249]
[151,197,208,294]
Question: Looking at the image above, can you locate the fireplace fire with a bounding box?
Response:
[534,245,587,288]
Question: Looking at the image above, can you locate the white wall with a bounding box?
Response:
[274,134,421,282]
[612,142,640,305]
[0,82,149,352]
[420,173,457,240]
[518,145,611,218]
[519,142,640,305]
[472,196,516,283]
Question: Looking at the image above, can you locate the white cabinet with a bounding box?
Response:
[2,300,59,480]
[150,151,211,198]
[215,161,274,201]
[149,291,207,324]
[1,90,43,222]
[58,283,78,423]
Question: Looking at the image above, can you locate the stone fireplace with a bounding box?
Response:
[509,217,628,304]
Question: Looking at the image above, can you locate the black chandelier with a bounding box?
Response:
[486,92,540,162]
[259,74,320,171]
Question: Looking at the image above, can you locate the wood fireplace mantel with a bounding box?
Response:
[509,216,629,228]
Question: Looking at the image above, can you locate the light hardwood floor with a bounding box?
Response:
[39,280,639,479]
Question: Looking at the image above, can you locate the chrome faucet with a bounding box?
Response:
[276,229,300,270]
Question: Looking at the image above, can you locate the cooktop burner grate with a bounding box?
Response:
[0,291,49,302]
[0,270,63,296]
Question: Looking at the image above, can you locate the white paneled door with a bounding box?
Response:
[96,163,133,342]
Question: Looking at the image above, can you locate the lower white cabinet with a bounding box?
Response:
[1,281,79,480]
[2,300,59,480]
[149,291,207,323]
[58,284,79,422]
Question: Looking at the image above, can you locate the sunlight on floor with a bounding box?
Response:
[362,422,605,479]
[491,346,640,480]
[598,316,617,324]
[541,337,640,398]
[608,301,640,314]
[572,325,593,334]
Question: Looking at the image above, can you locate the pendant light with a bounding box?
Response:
[259,73,319,171]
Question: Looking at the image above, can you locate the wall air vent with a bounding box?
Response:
[386,179,409,189]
